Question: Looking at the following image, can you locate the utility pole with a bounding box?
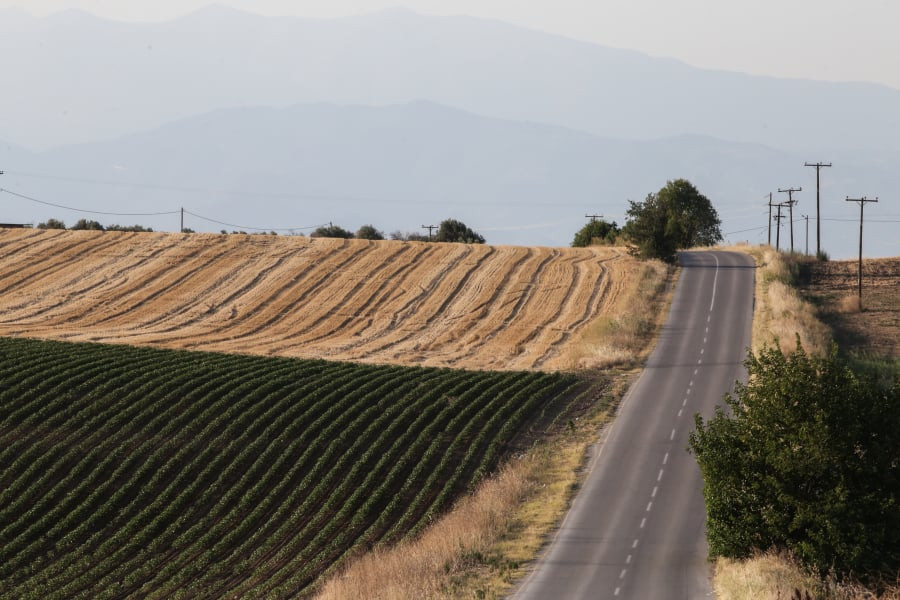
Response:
[845,196,878,300]
[767,193,774,246]
[585,214,603,223]
[180,207,184,233]
[805,162,832,257]
[802,214,809,255]
[778,187,801,253]
[773,203,786,251]
[421,224,437,240]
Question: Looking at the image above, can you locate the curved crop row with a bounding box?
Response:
[0,337,595,598]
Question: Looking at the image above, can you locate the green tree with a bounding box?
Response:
[689,341,900,579]
[434,219,485,244]
[355,224,385,240]
[37,218,67,230]
[311,224,354,239]
[624,179,722,262]
[571,219,619,247]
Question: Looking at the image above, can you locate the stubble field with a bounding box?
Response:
[0,228,638,371]
[801,257,900,358]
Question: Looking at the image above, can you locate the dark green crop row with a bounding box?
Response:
[0,337,594,598]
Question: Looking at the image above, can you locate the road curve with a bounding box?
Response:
[512,250,755,599]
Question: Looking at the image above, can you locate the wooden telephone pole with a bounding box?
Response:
[778,187,801,253]
[773,203,787,251]
[845,196,878,299]
[421,224,437,240]
[805,162,832,257]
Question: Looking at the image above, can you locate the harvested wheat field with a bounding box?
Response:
[0,228,641,371]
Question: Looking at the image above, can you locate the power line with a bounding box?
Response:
[820,217,900,223]
[0,187,180,217]
[181,209,326,233]
[725,225,767,236]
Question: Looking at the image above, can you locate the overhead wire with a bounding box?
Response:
[0,187,180,217]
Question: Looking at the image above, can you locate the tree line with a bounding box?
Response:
[32,217,486,244]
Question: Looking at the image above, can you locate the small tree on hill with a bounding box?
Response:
[689,341,900,580]
[37,218,67,230]
[624,179,722,262]
[311,224,355,239]
[572,219,619,247]
[355,224,385,240]
[434,219,485,244]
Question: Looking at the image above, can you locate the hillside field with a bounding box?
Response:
[800,257,900,358]
[0,229,637,371]
[0,337,598,598]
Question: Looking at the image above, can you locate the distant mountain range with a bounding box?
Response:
[0,7,896,257]
[2,101,896,256]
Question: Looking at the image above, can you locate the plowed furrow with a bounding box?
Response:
[181,239,379,349]
[260,243,427,353]
[0,232,124,298]
[0,233,168,320]
[0,229,638,372]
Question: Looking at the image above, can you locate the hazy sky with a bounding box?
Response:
[3,0,899,90]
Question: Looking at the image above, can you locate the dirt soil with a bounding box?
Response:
[799,257,900,358]
[0,228,641,371]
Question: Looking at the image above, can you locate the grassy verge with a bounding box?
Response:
[715,553,899,600]
[567,256,672,369]
[725,245,831,356]
[713,245,898,600]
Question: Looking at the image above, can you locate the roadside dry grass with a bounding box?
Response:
[715,553,899,600]
[567,257,672,369]
[314,254,675,599]
[725,244,831,356]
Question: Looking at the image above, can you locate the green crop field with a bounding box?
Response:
[0,337,595,598]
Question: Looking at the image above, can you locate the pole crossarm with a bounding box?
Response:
[585,214,603,222]
[421,224,437,240]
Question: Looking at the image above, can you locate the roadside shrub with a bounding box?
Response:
[689,341,899,581]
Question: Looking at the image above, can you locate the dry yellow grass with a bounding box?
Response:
[566,258,671,368]
[0,228,645,371]
[725,244,830,356]
[716,553,899,600]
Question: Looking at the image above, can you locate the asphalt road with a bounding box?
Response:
[512,250,755,600]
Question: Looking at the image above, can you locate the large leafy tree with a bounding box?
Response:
[624,179,722,262]
[311,224,355,239]
[434,219,485,244]
[689,342,899,579]
[571,219,619,247]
